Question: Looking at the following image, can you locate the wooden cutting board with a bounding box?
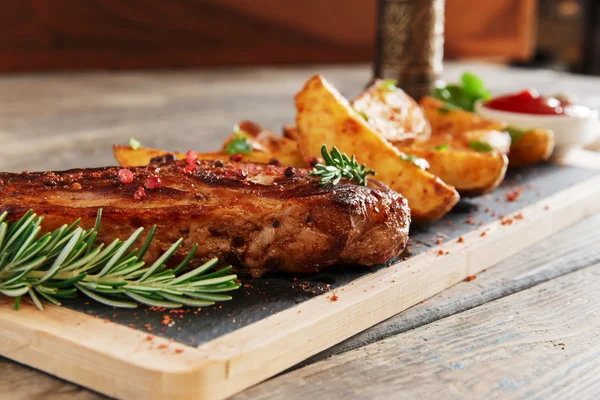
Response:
[1,157,600,400]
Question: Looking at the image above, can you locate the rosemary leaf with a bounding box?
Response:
[311,145,375,186]
[0,210,240,310]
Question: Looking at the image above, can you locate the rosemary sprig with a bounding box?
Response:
[0,210,240,310]
[310,145,375,186]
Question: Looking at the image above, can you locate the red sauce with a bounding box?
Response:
[485,89,571,115]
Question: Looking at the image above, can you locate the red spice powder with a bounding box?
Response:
[174,348,184,354]
[480,231,487,237]
[146,176,162,190]
[465,217,477,225]
[117,168,134,184]
[544,205,550,211]
[134,186,147,200]
[161,315,172,326]
[501,217,513,226]
[330,294,339,302]
[505,187,522,202]
[457,236,465,243]
[157,344,168,350]
[465,275,476,282]
[514,212,524,220]
[436,238,443,245]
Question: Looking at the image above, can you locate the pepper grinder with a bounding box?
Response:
[374,0,445,100]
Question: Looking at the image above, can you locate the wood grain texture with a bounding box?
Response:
[0,359,105,400]
[0,63,599,399]
[236,261,600,400]
[299,212,600,367]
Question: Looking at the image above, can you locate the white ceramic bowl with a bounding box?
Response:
[475,100,599,151]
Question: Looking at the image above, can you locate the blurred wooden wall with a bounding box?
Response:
[0,0,535,72]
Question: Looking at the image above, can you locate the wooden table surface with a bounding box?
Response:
[1,63,600,399]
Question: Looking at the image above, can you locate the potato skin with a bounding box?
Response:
[396,145,508,197]
[352,79,430,143]
[420,96,555,167]
[295,75,459,222]
[113,145,288,167]
[509,128,554,167]
[114,121,306,168]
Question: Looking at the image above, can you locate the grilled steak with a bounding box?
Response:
[0,158,410,276]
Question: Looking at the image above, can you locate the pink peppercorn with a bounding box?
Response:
[118,169,134,184]
[146,176,162,189]
[134,186,147,200]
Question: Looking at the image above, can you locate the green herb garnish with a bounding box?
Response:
[311,145,375,186]
[381,79,398,91]
[432,72,492,112]
[434,144,449,151]
[468,141,494,152]
[506,126,532,144]
[0,210,240,310]
[225,124,252,155]
[129,137,142,150]
[438,104,458,114]
[400,153,430,170]
[352,106,370,121]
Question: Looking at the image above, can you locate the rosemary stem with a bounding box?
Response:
[0,270,82,281]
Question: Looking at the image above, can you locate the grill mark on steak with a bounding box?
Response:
[0,159,410,276]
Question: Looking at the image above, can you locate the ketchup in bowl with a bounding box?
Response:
[484,89,577,116]
[477,88,599,151]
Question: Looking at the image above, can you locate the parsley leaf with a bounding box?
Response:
[438,104,458,114]
[432,72,491,112]
[400,153,430,170]
[506,126,532,144]
[468,141,494,152]
[129,137,142,150]
[434,144,449,151]
[352,106,369,121]
[381,79,398,91]
[225,124,252,155]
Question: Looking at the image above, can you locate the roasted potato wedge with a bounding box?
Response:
[113,145,184,167]
[395,145,508,197]
[352,86,508,196]
[282,124,299,140]
[295,75,459,222]
[352,79,430,144]
[221,121,305,167]
[420,96,554,165]
[420,96,506,138]
[508,128,554,167]
[113,145,279,167]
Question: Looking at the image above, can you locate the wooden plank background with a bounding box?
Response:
[0,0,536,72]
[0,63,599,398]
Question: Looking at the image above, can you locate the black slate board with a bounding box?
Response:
[60,164,599,347]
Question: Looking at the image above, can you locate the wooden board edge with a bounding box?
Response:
[0,297,226,399]
[1,172,599,400]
